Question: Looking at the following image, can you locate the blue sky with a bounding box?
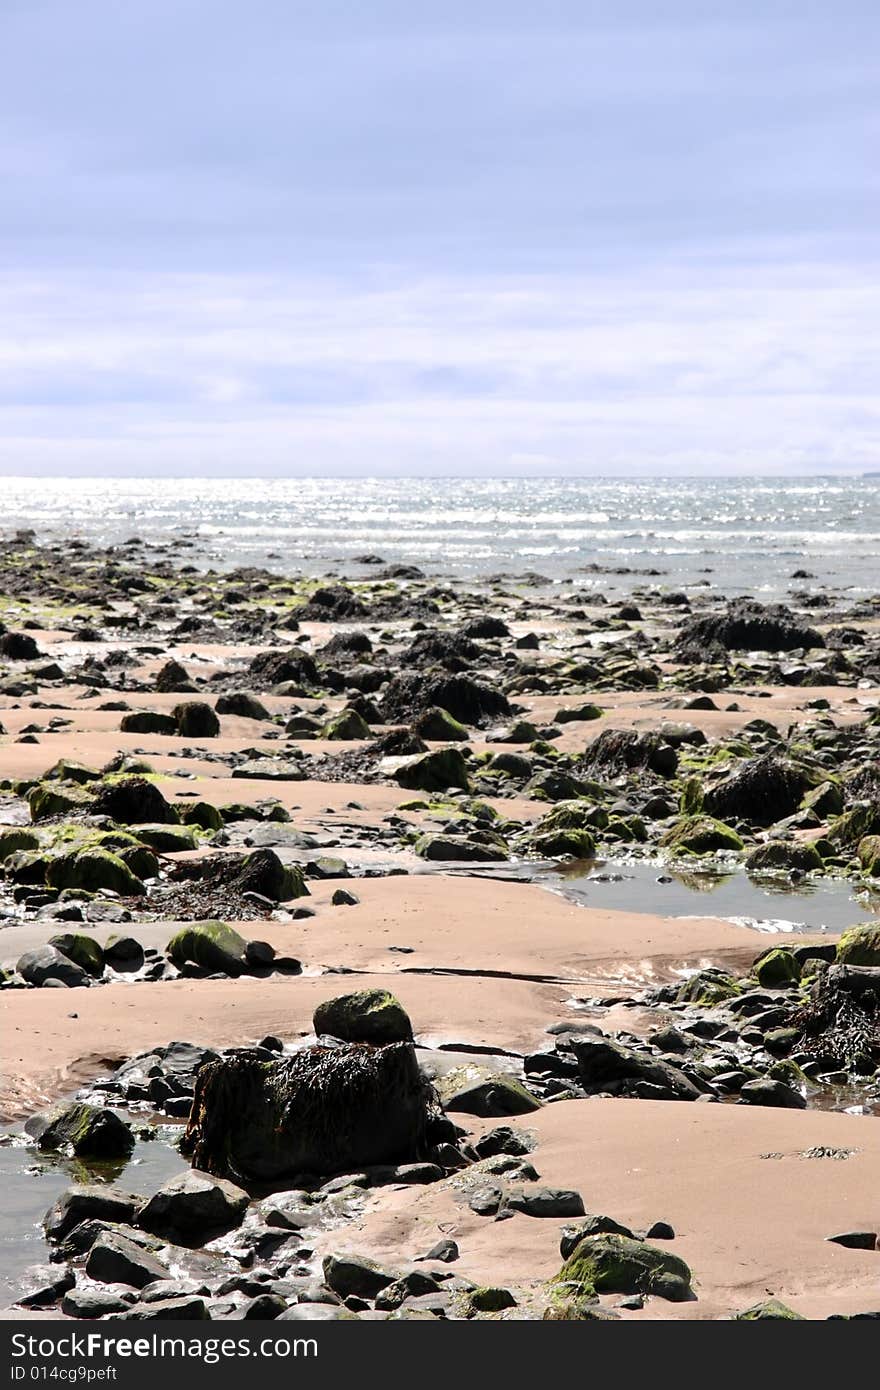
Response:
[0,0,877,476]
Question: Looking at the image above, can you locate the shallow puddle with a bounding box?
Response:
[0,1127,187,1307]
[548,859,880,935]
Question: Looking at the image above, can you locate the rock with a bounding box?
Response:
[17,1267,76,1308]
[414,834,508,863]
[248,648,320,690]
[560,1217,635,1256]
[393,747,470,792]
[331,887,359,906]
[120,711,178,734]
[321,708,371,740]
[172,701,221,738]
[178,800,225,831]
[825,1230,878,1250]
[416,1239,459,1263]
[93,776,179,825]
[555,1233,693,1302]
[46,848,146,896]
[115,1296,209,1320]
[659,815,744,855]
[154,660,197,694]
[136,1170,249,1245]
[413,707,470,741]
[33,1102,135,1158]
[555,704,603,724]
[62,1285,135,1318]
[435,1067,542,1116]
[232,759,307,781]
[0,827,39,859]
[581,728,678,778]
[505,1187,585,1218]
[166,920,249,975]
[215,692,271,720]
[646,1221,676,1240]
[836,923,880,967]
[46,933,104,977]
[134,823,198,852]
[467,1286,517,1313]
[472,1126,535,1159]
[676,601,824,654]
[85,1232,169,1288]
[526,828,595,859]
[1,631,41,659]
[16,945,90,988]
[231,848,309,901]
[746,841,823,873]
[322,1253,396,1300]
[857,836,880,878]
[382,672,511,728]
[702,756,811,827]
[181,1042,432,1182]
[44,1186,138,1242]
[313,989,413,1044]
[753,946,802,988]
[571,1036,702,1101]
[735,1298,806,1320]
[738,1079,806,1108]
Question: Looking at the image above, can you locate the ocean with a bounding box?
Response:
[1,475,877,599]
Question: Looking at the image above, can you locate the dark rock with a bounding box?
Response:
[136,1170,249,1245]
[44,1186,138,1242]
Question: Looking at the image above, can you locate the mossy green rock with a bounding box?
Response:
[313,989,413,1044]
[117,845,160,880]
[735,1298,805,1320]
[753,947,801,988]
[46,849,146,897]
[467,1286,517,1313]
[436,1067,542,1117]
[393,747,470,792]
[413,706,470,741]
[28,782,92,822]
[554,1233,693,1302]
[745,840,822,873]
[166,920,248,975]
[554,704,603,723]
[677,967,742,1005]
[835,923,880,967]
[47,933,104,978]
[134,824,198,853]
[42,759,102,785]
[35,1103,134,1159]
[660,815,744,855]
[679,776,704,816]
[0,828,39,860]
[857,835,880,878]
[178,800,224,831]
[527,828,595,859]
[829,803,880,847]
[321,708,372,740]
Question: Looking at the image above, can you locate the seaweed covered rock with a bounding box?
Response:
[753,946,801,988]
[172,701,220,738]
[580,728,678,779]
[214,691,272,720]
[231,848,308,901]
[313,990,413,1045]
[675,601,824,654]
[659,815,744,855]
[320,708,371,740]
[393,747,470,793]
[295,585,368,621]
[247,648,320,691]
[92,776,179,825]
[181,1043,433,1182]
[30,1103,134,1159]
[735,1298,806,1320]
[554,1233,693,1302]
[155,660,197,694]
[745,840,823,873]
[401,630,482,672]
[526,828,596,859]
[702,756,810,827]
[166,921,249,975]
[382,672,511,728]
[120,711,178,735]
[858,836,880,878]
[27,782,93,821]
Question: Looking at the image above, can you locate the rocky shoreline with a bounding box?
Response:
[1,528,878,1320]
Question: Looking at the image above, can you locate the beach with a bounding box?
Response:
[1,525,878,1321]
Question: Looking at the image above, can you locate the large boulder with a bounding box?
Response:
[136,1171,249,1245]
[181,1043,433,1182]
[571,1036,703,1101]
[92,776,179,825]
[214,691,271,720]
[435,1067,542,1117]
[44,1187,138,1242]
[702,756,810,827]
[580,729,678,779]
[47,933,104,978]
[745,841,823,873]
[313,990,413,1045]
[172,702,220,738]
[382,672,511,728]
[393,747,470,792]
[230,848,309,901]
[659,816,744,856]
[155,660,198,693]
[554,1233,693,1302]
[835,923,880,967]
[46,848,146,897]
[30,1103,134,1159]
[16,946,91,988]
[247,648,320,691]
[120,711,178,735]
[675,601,824,654]
[166,921,249,976]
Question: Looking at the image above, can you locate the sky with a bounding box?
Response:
[0,0,877,478]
